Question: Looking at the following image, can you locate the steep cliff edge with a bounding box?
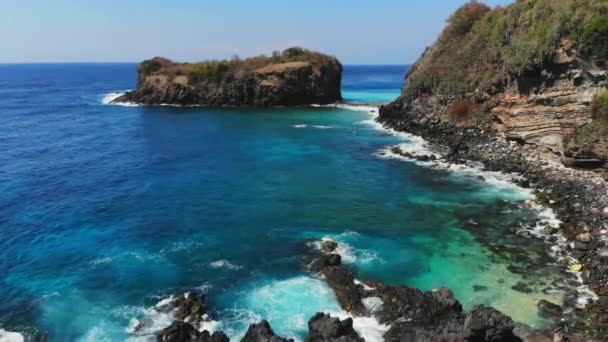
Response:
[380,0,608,169]
[113,47,342,107]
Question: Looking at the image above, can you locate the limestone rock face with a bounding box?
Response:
[114,47,342,107]
[490,60,606,159]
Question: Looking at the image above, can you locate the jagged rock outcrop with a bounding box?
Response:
[241,320,293,342]
[306,313,363,342]
[113,47,342,107]
[157,321,229,342]
[306,241,552,341]
[156,292,208,328]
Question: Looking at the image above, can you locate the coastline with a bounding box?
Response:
[95,94,600,339]
[377,103,608,338]
[102,91,597,315]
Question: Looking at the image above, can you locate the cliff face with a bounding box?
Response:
[114,47,342,107]
[380,0,608,168]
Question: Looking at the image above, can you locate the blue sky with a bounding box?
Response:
[0,0,512,64]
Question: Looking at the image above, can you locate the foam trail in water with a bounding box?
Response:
[293,124,334,129]
[209,259,243,270]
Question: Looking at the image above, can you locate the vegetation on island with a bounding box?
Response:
[404,0,608,101]
[138,47,338,85]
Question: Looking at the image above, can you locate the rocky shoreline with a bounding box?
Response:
[141,238,559,342]
[379,100,608,339]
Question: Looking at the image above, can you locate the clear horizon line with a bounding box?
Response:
[0,61,411,66]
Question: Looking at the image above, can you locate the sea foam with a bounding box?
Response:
[0,329,25,342]
[293,124,334,129]
[309,235,380,265]
[209,259,242,270]
[101,91,139,107]
[235,276,389,342]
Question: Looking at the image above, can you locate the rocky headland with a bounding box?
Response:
[379,0,608,338]
[112,47,342,107]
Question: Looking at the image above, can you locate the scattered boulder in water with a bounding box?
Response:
[241,320,293,342]
[537,300,563,318]
[305,239,558,340]
[473,285,488,292]
[320,240,339,253]
[156,321,229,342]
[306,313,363,342]
[157,292,207,328]
[511,282,533,294]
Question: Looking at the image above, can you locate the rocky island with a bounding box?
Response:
[380,0,608,339]
[112,47,342,107]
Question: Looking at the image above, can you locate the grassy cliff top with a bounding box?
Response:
[403,0,608,99]
[137,47,340,84]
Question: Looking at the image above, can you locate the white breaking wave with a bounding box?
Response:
[348,103,531,196]
[362,296,383,314]
[209,259,243,270]
[293,124,334,129]
[521,201,599,308]
[0,329,25,342]
[101,91,140,107]
[310,236,380,265]
[120,292,221,341]
[235,276,389,342]
[90,257,113,266]
[313,103,378,114]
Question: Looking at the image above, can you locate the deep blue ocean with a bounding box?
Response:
[0,64,569,341]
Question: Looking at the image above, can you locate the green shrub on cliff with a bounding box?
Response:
[139,58,170,75]
[592,91,608,120]
[570,91,608,145]
[446,1,491,36]
[403,0,608,99]
[580,15,608,61]
[189,64,221,82]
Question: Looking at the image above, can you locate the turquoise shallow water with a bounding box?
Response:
[0,64,568,341]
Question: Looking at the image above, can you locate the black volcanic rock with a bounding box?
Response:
[322,265,366,316]
[537,300,563,319]
[156,321,229,342]
[463,305,519,341]
[306,313,363,342]
[241,320,292,342]
[114,47,342,107]
[310,253,341,272]
[156,292,207,328]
